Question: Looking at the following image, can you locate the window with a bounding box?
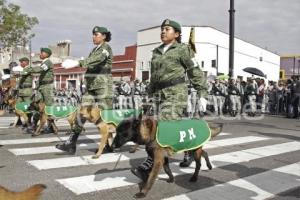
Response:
[201,61,204,68]
[211,60,216,68]
[142,71,149,81]
[279,70,285,80]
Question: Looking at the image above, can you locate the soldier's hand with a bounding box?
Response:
[62,59,79,69]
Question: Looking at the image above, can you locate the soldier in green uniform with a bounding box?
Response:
[18,57,33,103]
[33,48,54,106]
[55,26,113,154]
[245,78,257,117]
[131,19,207,181]
[31,48,55,136]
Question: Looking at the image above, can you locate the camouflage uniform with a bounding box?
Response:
[148,42,207,120]
[18,65,33,102]
[80,42,113,109]
[212,81,226,115]
[33,59,54,106]
[228,80,241,115]
[245,80,257,114]
[56,35,114,154]
[131,19,208,181]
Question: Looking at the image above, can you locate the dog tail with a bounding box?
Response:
[0,184,46,200]
[209,123,223,138]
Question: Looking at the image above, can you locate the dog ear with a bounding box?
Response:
[87,105,93,113]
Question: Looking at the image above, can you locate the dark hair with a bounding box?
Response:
[176,34,182,43]
[104,32,112,42]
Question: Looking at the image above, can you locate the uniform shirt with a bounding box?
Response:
[19,65,33,87]
[79,42,113,91]
[148,42,207,97]
[33,58,54,85]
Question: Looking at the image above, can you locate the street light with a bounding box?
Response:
[28,33,35,66]
[228,0,235,78]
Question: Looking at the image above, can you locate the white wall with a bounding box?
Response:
[136,26,280,81]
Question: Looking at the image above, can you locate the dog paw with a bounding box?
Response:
[91,155,99,159]
[189,176,198,182]
[167,177,174,183]
[134,192,146,198]
[129,149,137,153]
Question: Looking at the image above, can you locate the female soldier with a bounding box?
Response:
[56,26,113,154]
[131,19,207,182]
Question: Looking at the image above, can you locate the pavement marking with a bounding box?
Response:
[164,162,300,200]
[27,136,269,169]
[0,134,101,145]
[10,135,264,156]
[55,141,300,194]
[9,143,100,155]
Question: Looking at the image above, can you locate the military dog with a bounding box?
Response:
[29,101,76,136]
[78,105,116,158]
[112,114,223,198]
[0,184,46,200]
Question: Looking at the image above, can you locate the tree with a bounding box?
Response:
[0,0,39,48]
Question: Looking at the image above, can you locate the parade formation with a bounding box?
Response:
[0,1,299,199]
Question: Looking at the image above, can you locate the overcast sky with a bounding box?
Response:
[8,0,300,57]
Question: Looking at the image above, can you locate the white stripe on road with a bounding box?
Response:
[0,134,101,145]
[56,141,300,195]
[8,135,262,156]
[28,152,135,170]
[164,162,300,200]
[9,143,100,155]
[218,132,231,136]
[204,136,268,149]
[26,136,268,169]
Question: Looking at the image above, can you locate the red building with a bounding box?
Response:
[54,64,86,90]
[112,45,137,81]
[54,45,137,89]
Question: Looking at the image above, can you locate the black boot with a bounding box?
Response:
[131,156,153,182]
[179,151,194,167]
[55,132,79,154]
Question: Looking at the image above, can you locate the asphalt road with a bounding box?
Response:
[0,114,299,200]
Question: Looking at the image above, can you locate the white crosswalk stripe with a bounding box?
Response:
[164,162,300,200]
[55,141,300,194]
[6,133,244,157]
[0,117,96,129]
[26,136,269,170]
[1,128,299,200]
[0,134,101,145]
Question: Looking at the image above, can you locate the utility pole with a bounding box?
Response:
[229,0,235,78]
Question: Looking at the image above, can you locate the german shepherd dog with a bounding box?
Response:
[29,101,77,136]
[0,184,46,200]
[4,96,31,128]
[112,114,223,198]
[77,105,116,159]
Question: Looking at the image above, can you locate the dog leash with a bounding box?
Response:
[113,152,123,170]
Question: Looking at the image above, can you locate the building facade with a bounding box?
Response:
[280,55,300,80]
[112,45,137,81]
[135,26,281,81]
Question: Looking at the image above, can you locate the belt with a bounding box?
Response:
[154,77,185,91]
[40,80,53,85]
[20,83,32,89]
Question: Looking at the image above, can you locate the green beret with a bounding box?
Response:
[19,57,29,62]
[161,19,181,33]
[92,26,109,34]
[40,48,52,56]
